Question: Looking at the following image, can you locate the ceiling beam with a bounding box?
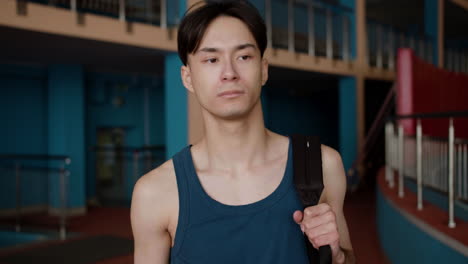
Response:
[450,0,468,11]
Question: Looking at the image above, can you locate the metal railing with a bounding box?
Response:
[444,48,468,74]
[25,0,173,28]
[0,154,71,240]
[264,0,352,61]
[366,20,435,70]
[385,112,468,228]
[89,145,165,203]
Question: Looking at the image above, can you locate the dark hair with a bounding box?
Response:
[177,1,267,66]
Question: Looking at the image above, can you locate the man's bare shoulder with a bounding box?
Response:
[131,159,178,230]
[319,145,347,205]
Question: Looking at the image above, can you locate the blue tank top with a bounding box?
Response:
[170,140,310,264]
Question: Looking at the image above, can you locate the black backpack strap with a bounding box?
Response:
[291,134,332,264]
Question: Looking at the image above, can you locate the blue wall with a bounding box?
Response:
[0,64,48,209]
[262,80,339,149]
[424,0,439,65]
[86,71,165,200]
[377,186,467,264]
[338,77,357,173]
[0,63,166,210]
[48,64,86,209]
[164,54,187,159]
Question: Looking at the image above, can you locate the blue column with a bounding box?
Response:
[164,54,188,159]
[425,0,439,65]
[339,77,357,175]
[48,65,86,210]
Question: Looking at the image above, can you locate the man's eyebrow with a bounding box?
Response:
[197,43,257,54]
[235,43,256,51]
[198,47,219,53]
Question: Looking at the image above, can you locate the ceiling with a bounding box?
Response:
[0,26,165,75]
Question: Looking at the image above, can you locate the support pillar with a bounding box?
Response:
[48,64,85,213]
[164,54,188,159]
[339,77,358,175]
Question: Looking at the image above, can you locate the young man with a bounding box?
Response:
[131,1,354,263]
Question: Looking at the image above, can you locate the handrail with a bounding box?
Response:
[391,111,468,120]
[0,154,70,240]
[89,145,165,152]
[385,111,468,229]
[0,154,70,162]
[348,82,396,187]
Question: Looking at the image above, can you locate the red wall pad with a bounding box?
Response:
[396,48,468,139]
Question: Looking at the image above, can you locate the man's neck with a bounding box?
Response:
[196,103,273,172]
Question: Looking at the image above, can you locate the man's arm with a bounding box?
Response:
[131,161,177,264]
[293,145,355,264]
[320,145,355,264]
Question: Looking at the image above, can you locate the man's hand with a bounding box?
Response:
[293,203,346,264]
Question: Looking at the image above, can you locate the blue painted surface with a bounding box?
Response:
[262,82,339,149]
[165,54,187,159]
[0,231,48,248]
[424,0,438,65]
[48,64,86,209]
[377,185,467,264]
[0,64,49,210]
[85,71,165,200]
[338,77,357,173]
[404,178,468,222]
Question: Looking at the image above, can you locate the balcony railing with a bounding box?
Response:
[445,48,468,74]
[385,112,468,228]
[26,0,177,28]
[89,145,165,204]
[0,154,71,239]
[264,0,352,61]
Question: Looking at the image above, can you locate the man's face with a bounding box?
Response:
[181,16,268,120]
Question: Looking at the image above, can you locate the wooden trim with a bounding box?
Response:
[265,49,356,76]
[0,0,177,52]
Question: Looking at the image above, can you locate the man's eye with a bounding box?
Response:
[239,55,251,61]
[206,58,218,63]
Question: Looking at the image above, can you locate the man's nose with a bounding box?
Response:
[221,59,239,81]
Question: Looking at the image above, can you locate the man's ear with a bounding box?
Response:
[181,65,194,93]
[261,58,269,86]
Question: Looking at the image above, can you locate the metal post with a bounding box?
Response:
[448,118,456,228]
[409,36,415,51]
[398,124,405,198]
[376,24,382,68]
[265,0,272,49]
[417,119,423,210]
[427,42,433,65]
[59,167,67,240]
[385,122,390,184]
[458,144,462,200]
[342,15,349,61]
[418,39,425,60]
[288,0,295,53]
[15,162,21,232]
[119,0,126,22]
[326,9,333,59]
[462,144,468,199]
[133,150,140,186]
[389,122,395,188]
[146,0,153,23]
[307,4,315,57]
[388,29,395,70]
[70,0,77,12]
[160,0,167,29]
